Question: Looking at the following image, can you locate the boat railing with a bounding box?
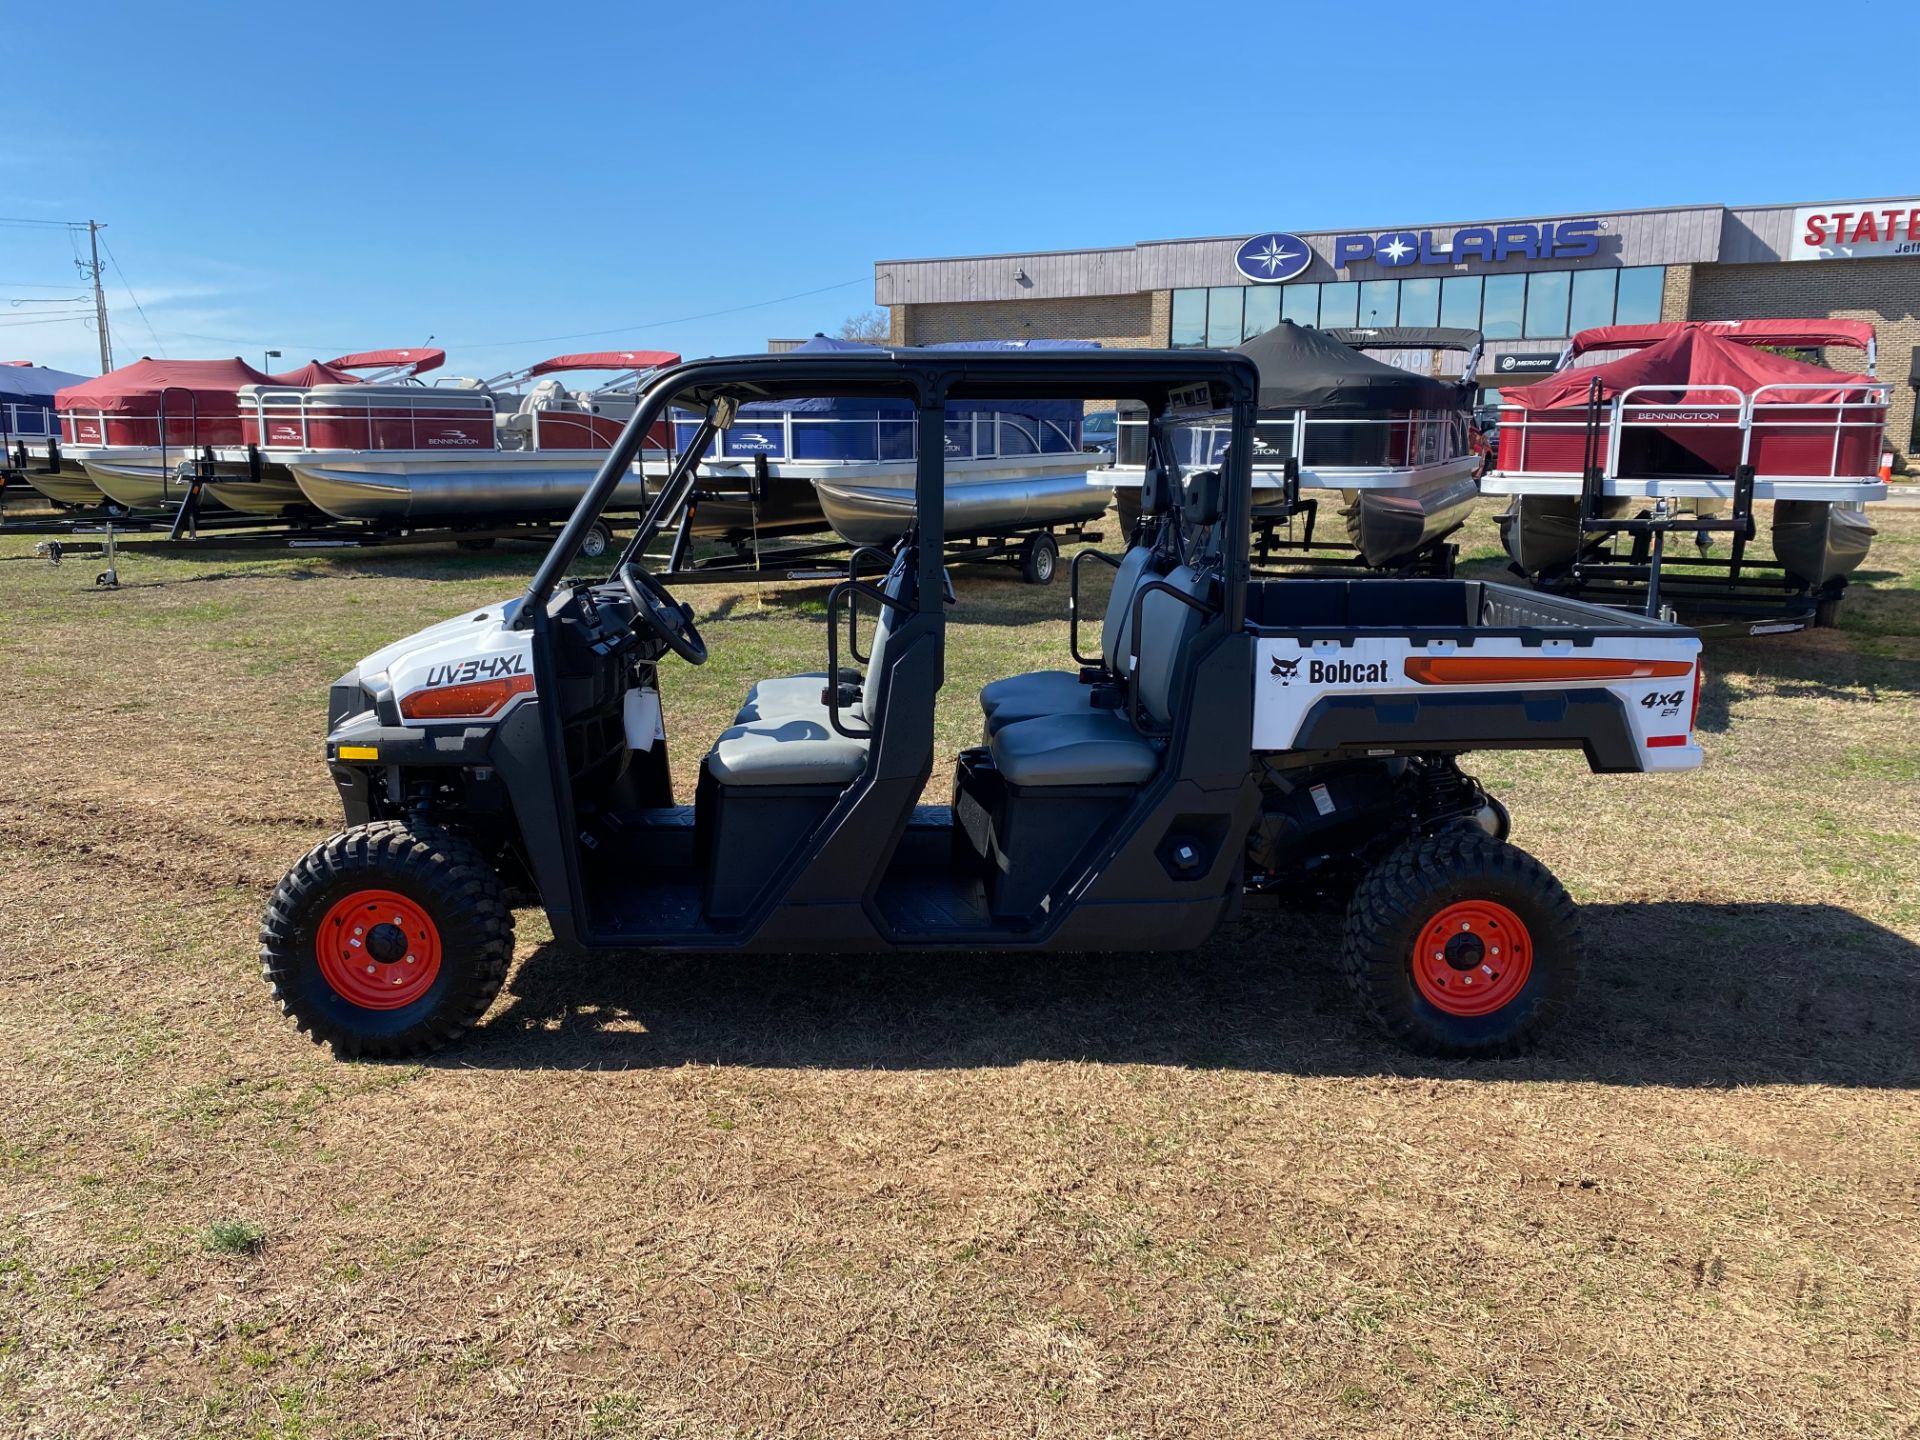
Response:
[1494,379,1889,484]
[681,411,1083,466]
[1118,410,1470,474]
[1,401,57,440]
[240,387,500,453]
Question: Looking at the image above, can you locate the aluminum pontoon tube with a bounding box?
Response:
[814,470,1109,547]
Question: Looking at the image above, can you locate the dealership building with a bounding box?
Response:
[874,197,1920,467]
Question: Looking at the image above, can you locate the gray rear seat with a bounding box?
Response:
[987,562,1212,787]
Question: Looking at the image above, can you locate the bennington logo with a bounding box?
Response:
[424,652,528,687]
[1271,654,1390,685]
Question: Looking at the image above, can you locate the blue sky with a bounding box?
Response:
[4,0,1914,379]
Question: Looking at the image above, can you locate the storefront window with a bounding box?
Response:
[1281,284,1319,326]
[1399,277,1440,329]
[1482,274,1526,339]
[1440,276,1482,332]
[1615,266,1665,325]
[1318,281,1359,329]
[1358,280,1398,328]
[1171,288,1206,347]
[1205,287,1243,348]
[1568,269,1616,335]
[1524,270,1570,339]
[1243,285,1282,340]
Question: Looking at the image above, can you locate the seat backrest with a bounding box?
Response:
[1101,543,1155,677]
[1133,563,1213,728]
[858,550,917,722]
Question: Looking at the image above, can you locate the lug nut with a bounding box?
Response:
[365,964,375,974]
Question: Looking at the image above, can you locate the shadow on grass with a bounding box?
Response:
[450,901,1920,1088]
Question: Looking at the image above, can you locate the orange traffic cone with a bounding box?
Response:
[1881,452,1894,483]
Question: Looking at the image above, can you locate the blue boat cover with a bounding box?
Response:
[0,363,90,437]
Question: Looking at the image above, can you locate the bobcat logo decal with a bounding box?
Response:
[1270,655,1301,685]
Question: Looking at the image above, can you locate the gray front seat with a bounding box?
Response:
[706,556,914,787]
[987,562,1213,787]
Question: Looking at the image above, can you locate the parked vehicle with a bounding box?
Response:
[262,348,1702,1063]
[1482,319,1890,627]
[1110,323,1484,572]
[0,362,98,507]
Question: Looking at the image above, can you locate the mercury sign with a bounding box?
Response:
[1790,202,1920,261]
[1233,233,1314,284]
[1334,219,1603,268]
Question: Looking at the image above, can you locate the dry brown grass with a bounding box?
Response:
[0,506,1916,1438]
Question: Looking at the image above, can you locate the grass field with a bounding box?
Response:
[0,503,1916,1438]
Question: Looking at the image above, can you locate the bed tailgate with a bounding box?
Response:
[1251,625,1705,773]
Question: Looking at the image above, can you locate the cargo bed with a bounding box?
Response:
[1246,578,1703,772]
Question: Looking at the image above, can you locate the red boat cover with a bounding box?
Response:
[1508,328,1880,412]
[1569,318,1876,359]
[528,350,680,377]
[324,347,446,377]
[52,356,391,420]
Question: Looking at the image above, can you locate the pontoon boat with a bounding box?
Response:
[679,336,1108,547]
[0,362,99,506]
[265,351,684,525]
[1482,320,1889,621]
[1112,323,1484,570]
[55,350,442,513]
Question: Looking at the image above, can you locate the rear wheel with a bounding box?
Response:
[1019,531,1058,586]
[1342,830,1581,1058]
[260,821,514,1058]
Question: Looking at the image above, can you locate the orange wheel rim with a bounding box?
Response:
[315,889,442,1010]
[1412,899,1533,1018]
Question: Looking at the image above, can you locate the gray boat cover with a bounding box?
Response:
[1326,326,1483,354]
[1238,323,1467,414]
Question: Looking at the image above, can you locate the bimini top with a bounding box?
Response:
[1326,326,1484,354]
[0,362,91,408]
[1509,326,1880,412]
[1568,319,1876,359]
[1237,321,1466,413]
[527,350,681,378]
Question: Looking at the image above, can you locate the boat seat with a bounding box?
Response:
[986,561,1212,788]
[707,551,915,787]
[978,465,1176,735]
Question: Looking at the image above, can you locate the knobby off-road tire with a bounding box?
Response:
[260,821,514,1059]
[1342,830,1582,1059]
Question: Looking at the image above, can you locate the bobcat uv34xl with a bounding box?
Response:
[263,349,1704,1060]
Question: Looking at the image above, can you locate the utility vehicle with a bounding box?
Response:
[262,349,1704,1060]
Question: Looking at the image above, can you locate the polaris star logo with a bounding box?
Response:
[1234,233,1314,284]
[1271,655,1302,684]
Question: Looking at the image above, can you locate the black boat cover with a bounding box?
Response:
[1238,322,1467,413]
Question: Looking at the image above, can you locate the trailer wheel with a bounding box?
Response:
[1342,830,1581,1058]
[260,821,514,1059]
[581,521,614,560]
[1019,532,1058,585]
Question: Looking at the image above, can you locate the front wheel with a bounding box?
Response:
[260,821,514,1058]
[1342,830,1582,1058]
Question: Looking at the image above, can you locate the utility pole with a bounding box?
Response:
[86,220,113,374]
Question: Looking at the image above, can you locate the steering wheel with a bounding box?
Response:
[618,561,708,665]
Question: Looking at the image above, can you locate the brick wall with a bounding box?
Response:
[1660,264,1694,323]
[1689,257,1918,470]
[890,292,1167,409]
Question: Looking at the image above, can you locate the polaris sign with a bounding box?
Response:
[1233,233,1314,284]
[1333,219,1604,269]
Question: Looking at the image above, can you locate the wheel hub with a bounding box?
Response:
[1411,899,1533,1018]
[314,889,443,1011]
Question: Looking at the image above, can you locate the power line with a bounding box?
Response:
[100,236,162,356]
